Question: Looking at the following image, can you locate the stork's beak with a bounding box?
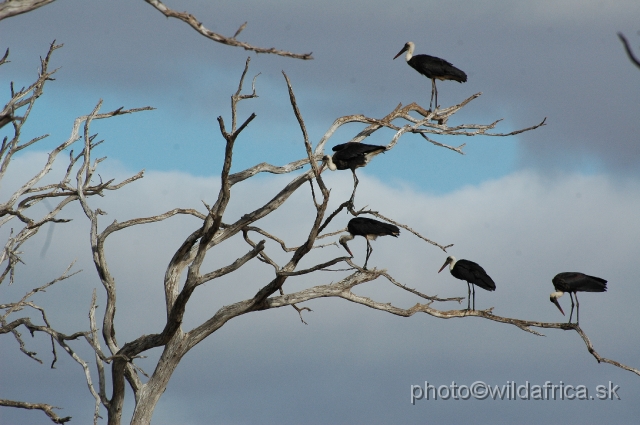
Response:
[393,45,407,60]
[437,258,451,273]
[550,297,565,316]
[340,240,353,257]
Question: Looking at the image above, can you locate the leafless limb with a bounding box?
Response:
[88,290,107,423]
[243,224,337,252]
[143,0,313,60]
[0,399,71,423]
[312,95,545,162]
[277,257,351,276]
[353,207,454,252]
[265,269,640,376]
[380,271,464,303]
[618,32,640,69]
[0,47,9,66]
[0,0,56,21]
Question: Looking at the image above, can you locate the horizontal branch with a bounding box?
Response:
[263,270,640,376]
[101,208,206,240]
[0,399,70,423]
[228,156,321,186]
[277,256,350,277]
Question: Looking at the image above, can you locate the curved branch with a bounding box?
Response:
[143,0,313,60]
[228,157,318,186]
[100,208,206,240]
[573,326,640,375]
[0,399,70,423]
[618,32,640,69]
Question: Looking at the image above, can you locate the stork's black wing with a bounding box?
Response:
[347,217,400,237]
[452,259,496,291]
[331,142,386,160]
[552,272,607,293]
[409,54,467,83]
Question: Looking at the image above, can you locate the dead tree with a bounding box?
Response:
[0,42,152,423]
[1,44,638,425]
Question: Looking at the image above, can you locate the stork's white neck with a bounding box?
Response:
[550,290,564,300]
[324,155,337,171]
[405,42,415,61]
[448,255,457,270]
[339,233,355,243]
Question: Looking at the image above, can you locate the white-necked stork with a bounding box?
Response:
[323,142,386,199]
[550,272,607,323]
[339,217,400,270]
[393,41,467,110]
[438,256,495,310]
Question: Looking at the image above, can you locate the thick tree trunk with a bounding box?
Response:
[129,337,185,425]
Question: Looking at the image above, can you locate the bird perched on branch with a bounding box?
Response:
[323,142,387,200]
[339,217,400,270]
[393,41,467,110]
[549,272,607,324]
[438,256,495,310]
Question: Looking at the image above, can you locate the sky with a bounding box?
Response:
[1,0,640,424]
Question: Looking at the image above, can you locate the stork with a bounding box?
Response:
[550,272,607,324]
[339,217,400,270]
[438,256,495,310]
[393,41,467,110]
[323,142,386,201]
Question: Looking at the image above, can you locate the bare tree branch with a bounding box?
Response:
[143,0,313,60]
[0,399,71,423]
[265,270,640,376]
[355,208,453,252]
[618,32,640,69]
[0,0,56,21]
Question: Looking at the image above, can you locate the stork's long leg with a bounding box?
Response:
[349,169,359,205]
[472,285,476,310]
[429,79,436,110]
[466,282,471,310]
[575,292,580,324]
[363,240,372,270]
[568,293,575,324]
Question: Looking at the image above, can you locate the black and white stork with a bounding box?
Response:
[438,256,496,310]
[323,142,386,200]
[339,217,400,270]
[550,272,607,323]
[393,41,467,110]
